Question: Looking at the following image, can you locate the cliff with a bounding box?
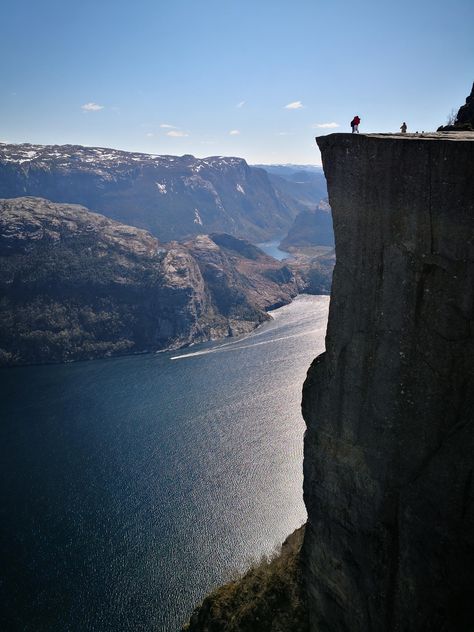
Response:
[302,132,474,631]
[0,197,298,366]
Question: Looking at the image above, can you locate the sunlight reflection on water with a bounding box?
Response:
[1,295,329,631]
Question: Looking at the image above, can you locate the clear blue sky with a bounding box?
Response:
[1,0,473,164]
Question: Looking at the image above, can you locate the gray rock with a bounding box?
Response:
[456,82,474,128]
[302,132,474,631]
[438,82,474,131]
[0,197,298,366]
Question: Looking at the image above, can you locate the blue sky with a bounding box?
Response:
[1,0,473,164]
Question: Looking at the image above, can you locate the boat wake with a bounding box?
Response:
[170,329,322,360]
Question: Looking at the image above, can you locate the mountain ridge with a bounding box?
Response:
[0,143,299,243]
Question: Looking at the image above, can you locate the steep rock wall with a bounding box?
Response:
[302,133,474,631]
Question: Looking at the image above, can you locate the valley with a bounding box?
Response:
[0,145,334,366]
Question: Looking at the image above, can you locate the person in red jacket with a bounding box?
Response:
[351,115,361,133]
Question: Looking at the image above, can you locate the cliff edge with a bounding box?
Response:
[302,132,474,631]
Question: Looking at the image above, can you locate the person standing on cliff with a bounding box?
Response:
[400,122,407,134]
[351,115,361,133]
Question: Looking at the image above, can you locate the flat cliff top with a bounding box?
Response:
[318,131,474,142]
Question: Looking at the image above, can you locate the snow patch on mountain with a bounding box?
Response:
[0,142,303,242]
[193,209,203,225]
[0,144,249,181]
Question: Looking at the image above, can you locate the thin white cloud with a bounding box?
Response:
[81,102,104,111]
[146,132,154,137]
[236,101,245,108]
[229,130,241,135]
[284,101,303,110]
[167,130,189,137]
[278,131,290,136]
[313,122,340,129]
[160,123,177,129]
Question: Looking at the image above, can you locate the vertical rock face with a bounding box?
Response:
[302,133,474,631]
[455,82,474,128]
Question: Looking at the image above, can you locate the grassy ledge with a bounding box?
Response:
[182,525,308,632]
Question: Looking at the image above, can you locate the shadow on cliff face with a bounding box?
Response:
[182,526,309,632]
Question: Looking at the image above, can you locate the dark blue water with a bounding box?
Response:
[0,295,329,632]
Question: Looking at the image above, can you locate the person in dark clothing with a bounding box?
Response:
[400,121,407,134]
[351,115,361,133]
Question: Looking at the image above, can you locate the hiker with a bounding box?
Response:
[351,115,361,133]
[400,122,407,134]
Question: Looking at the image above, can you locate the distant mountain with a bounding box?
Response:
[287,247,335,295]
[266,171,328,215]
[253,164,324,177]
[0,144,299,243]
[0,197,298,366]
[280,200,334,249]
[255,162,328,213]
[255,163,333,250]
